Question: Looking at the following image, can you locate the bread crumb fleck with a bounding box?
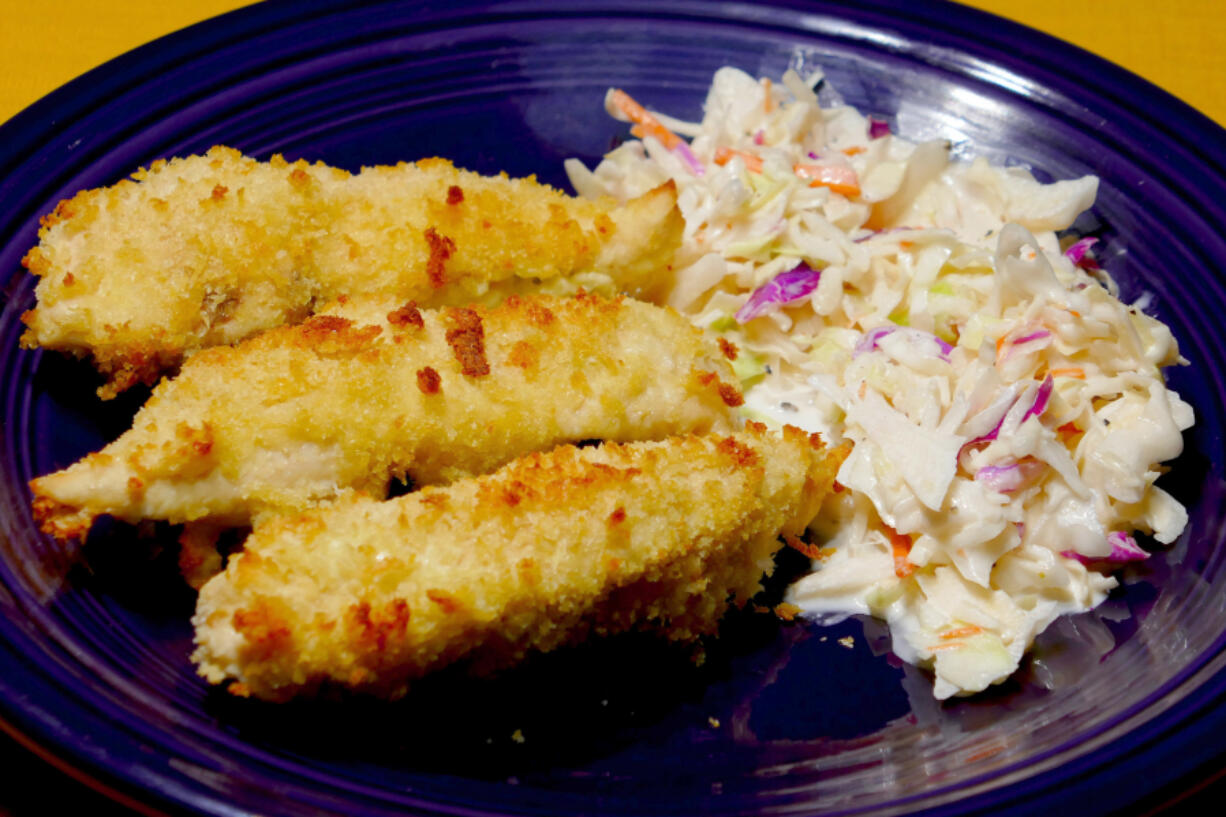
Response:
[773,602,802,621]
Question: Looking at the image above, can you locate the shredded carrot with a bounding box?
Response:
[1068,310,1082,318]
[784,533,833,561]
[898,240,914,250]
[927,642,965,652]
[995,334,1008,359]
[886,526,915,579]
[793,163,861,197]
[714,146,764,173]
[841,145,866,156]
[1048,367,1086,379]
[940,626,984,640]
[894,552,915,578]
[1056,421,1082,443]
[628,122,682,150]
[763,77,774,113]
[609,88,681,150]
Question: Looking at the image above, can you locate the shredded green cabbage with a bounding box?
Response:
[568,67,1192,699]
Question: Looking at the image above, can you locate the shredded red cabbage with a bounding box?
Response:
[868,116,891,139]
[975,458,1046,493]
[672,142,705,176]
[996,330,1053,366]
[854,325,952,359]
[1064,236,1098,266]
[735,264,822,322]
[964,377,1052,448]
[1062,532,1149,565]
[1012,329,1052,346]
[1020,375,1054,424]
[968,422,1002,447]
[853,326,897,355]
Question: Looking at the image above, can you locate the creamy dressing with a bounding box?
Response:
[568,66,1192,697]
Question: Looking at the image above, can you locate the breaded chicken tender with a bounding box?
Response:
[20,146,683,397]
[31,294,742,546]
[191,425,847,700]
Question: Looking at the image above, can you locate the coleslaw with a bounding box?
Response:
[566,66,1193,698]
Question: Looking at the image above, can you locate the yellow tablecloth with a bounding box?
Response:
[1,1,1224,128]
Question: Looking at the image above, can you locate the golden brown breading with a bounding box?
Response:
[191,425,848,700]
[20,146,683,397]
[30,293,741,542]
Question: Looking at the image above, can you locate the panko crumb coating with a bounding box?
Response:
[21,146,683,397]
[30,293,742,544]
[192,424,848,701]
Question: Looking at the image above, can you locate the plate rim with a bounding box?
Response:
[2,1,1226,815]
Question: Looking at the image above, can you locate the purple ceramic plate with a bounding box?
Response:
[2,1,1225,814]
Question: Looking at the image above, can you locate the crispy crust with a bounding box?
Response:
[442,307,488,376]
[29,294,742,540]
[178,522,227,591]
[191,426,848,700]
[415,366,441,395]
[21,146,683,396]
[422,227,455,289]
[386,301,424,329]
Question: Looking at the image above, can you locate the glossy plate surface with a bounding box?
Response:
[2,1,1226,815]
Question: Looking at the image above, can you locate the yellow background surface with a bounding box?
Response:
[1,0,1224,128]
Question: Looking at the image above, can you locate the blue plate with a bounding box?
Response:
[2,1,1226,814]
